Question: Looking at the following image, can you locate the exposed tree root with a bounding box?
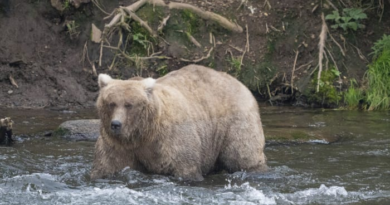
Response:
[291,50,299,95]
[9,75,18,88]
[104,0,242,33]
[157,15,170,32]
[317,13,327,93]
[98,0,243,71]
[177,30,202,48]
[180,47,214,63]
[168,2,243,33]
[328,30,345,57]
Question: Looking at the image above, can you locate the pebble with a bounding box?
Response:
[8,90,13,94]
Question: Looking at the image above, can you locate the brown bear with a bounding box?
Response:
[0,117,14,146]
[91,64,267,181]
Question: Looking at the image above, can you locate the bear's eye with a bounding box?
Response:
[109,102,116,108]
[125,103,132,109]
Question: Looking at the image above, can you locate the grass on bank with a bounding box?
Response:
[344,34,390,110]
[366,48,390,110]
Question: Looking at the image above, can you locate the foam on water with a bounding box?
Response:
[308,139,330,144]
[1,172,390,205]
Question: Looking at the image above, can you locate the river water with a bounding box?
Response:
[0,107,389,204]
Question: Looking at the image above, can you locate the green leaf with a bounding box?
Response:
[341,16,352,23]
[331,69,341,76]
[331,24,339,29]
[343,8,353,14]
[354,12,367,20]
[325,14,336,20]
[326,11,340,21]
[339,23,348,31]
[319,80,324,87]
[348,22,358,31]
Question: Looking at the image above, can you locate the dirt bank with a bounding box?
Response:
[0,0,389,109]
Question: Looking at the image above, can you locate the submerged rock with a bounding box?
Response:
[55,119,100,141]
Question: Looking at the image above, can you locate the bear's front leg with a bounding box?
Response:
[91,136,140,180]
[173,164,204,181]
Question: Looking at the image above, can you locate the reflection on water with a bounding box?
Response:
[0,107,389,204]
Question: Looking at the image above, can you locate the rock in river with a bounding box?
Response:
[56,119,100,141]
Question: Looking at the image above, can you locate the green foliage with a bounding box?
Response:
[239,62,276,93]
[291,131,310,140]
[227,56,242,76]
[308,68,342,106]
[156,64,168,76]
[163,9,205,51]
[135,5,165,28]
[342,35,390,110]
[181,9,200,34]
[127,22,156,56]
[66,20,80,39]
[370,34,390,59]
[325,8,367,31]
[344,79,365,109]
[63,0,70,10]
[366,49,390,110]
[132,33,149,49]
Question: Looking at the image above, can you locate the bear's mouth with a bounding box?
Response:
[110,129,122,136]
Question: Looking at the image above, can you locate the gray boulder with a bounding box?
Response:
[56,119,100,141]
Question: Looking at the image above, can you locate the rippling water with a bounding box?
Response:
[1,107,389,204]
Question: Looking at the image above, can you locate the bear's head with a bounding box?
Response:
[97,74,159,145]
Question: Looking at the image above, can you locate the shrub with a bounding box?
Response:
[344,79,365,109]
[325,8,367,31]
[366,45,390,110]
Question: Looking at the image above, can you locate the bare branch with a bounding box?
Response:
[180,47,214,63]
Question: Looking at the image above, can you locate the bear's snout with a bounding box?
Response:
[111,120,122,134]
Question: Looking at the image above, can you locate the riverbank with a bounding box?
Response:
[0,0,389,109]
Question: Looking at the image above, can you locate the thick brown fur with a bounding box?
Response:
[91,64,267,181]
[0,117,13,145]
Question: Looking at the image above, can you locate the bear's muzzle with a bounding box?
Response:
[111,120,122,135]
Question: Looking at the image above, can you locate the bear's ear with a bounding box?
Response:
[98,74,113,88]
[142,77,156,95]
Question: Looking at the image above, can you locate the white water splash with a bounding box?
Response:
[308,139,330,144]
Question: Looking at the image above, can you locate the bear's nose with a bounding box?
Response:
[111,120,122,130]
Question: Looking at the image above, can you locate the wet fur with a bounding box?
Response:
[91,65,267,180]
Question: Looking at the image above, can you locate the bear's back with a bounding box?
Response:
[156,64,257,114]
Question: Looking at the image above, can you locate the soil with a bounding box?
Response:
[0,0,389,109]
